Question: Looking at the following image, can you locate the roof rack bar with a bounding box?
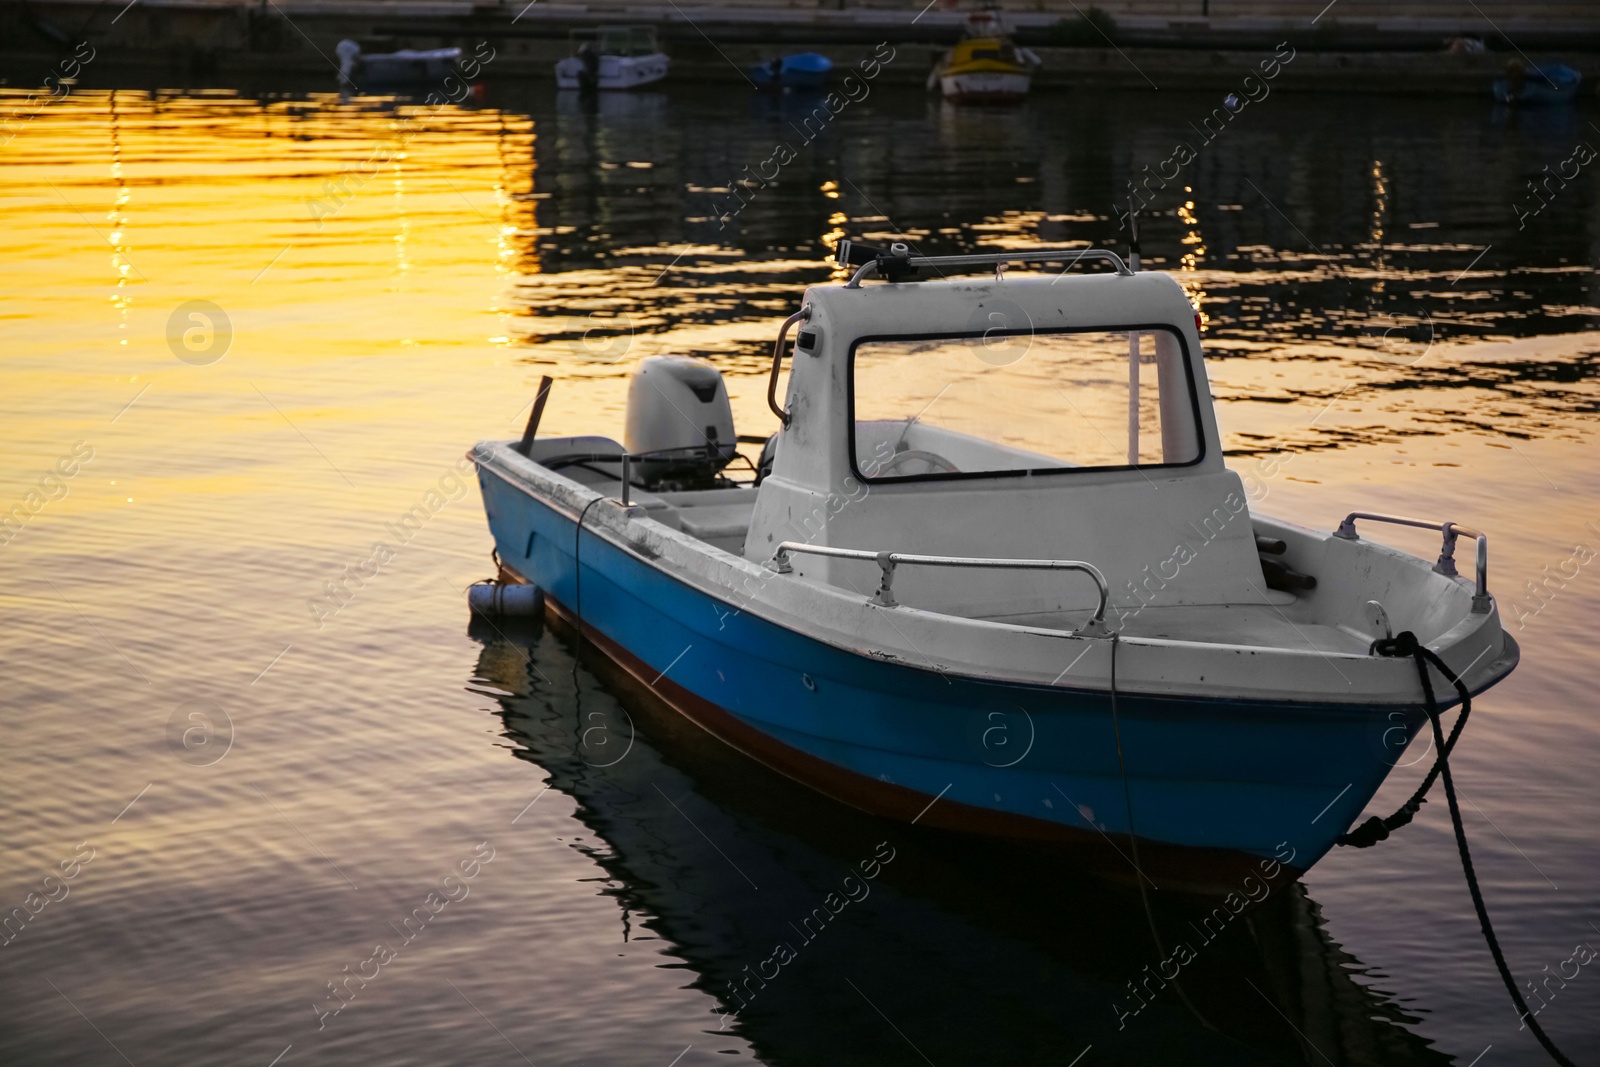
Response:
[837,241,1133,288]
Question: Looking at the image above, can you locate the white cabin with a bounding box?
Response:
[748,267,1263,626]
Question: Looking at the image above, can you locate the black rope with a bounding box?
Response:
[1107,634,1217,1033]
[1338,630,1472,849]
[571,495,607,677]
[1107,634,1144,881]
[1357,631,1578,1067]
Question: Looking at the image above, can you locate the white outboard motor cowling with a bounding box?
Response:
[624,356,736,488]
[336,39,361,84]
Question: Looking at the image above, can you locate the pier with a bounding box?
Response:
[5,0,1597,92]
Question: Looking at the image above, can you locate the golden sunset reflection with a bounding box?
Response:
[3,74,1600,1067]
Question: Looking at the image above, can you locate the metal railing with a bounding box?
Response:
[767,541,1111,634]
[1333,512,1491,613]
[767,307,810,425]
[838,241,1134,288]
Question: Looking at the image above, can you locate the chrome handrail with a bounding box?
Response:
[767,541,1111,635]
[1333,512,1491,613]
[766,307,809,426]
[841,245,1133,289]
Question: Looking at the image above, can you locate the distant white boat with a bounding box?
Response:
[555,26,669,91]
[337,39,461,86]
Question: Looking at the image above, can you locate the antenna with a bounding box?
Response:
[1127,198,1141,273]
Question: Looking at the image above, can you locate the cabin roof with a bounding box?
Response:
[803,269,1199,349]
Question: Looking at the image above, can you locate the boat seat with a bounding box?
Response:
[558,470,684,531]
[677,502,756,542]
[655,489,757,553]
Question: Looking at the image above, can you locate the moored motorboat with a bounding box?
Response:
[555,26,670,91]
[470,241,1519,893]
[749,52,833,93]
[336,39,461,87]
[928,10,1040,103]
[1493,60,1582,104]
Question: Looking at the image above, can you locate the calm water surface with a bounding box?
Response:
[1,75,1598,1066]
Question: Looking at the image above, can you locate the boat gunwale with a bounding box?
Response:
[472,441,1519,710]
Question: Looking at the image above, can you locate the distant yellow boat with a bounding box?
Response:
[928,12,1040,104]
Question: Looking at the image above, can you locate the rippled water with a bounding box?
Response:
[1,76,1597,1066]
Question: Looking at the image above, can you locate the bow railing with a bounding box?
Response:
[1333,512,1490,613]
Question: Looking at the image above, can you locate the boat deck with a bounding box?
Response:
[552,467,1368,656]
[557,464,757,556]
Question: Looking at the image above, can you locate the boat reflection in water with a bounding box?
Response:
[466,616,1448,1066]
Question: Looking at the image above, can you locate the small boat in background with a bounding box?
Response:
[336,40,461,87]
[928,10,1040,104]
[750,52,833,93]
[556,27,669,92]
[1493,60,1582,104]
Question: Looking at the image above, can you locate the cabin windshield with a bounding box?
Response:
[607,27,656,55]
[850,326,1202,482]
[575,27,657,55]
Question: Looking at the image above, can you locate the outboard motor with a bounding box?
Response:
[335,39,361,86]
[624,356,736,489]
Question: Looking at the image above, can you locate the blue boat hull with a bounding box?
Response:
[1493,64,1582,104]
[750,53,832,93]
[478,468,1425,890]
[354,56,459,85]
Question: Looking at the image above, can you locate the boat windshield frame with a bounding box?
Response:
[955,38,1017,62]
[846,322,1208,485]
[569,25,660,56]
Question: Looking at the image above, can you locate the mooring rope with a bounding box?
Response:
[1351,631,1577,1067]
[1108,633,1217,1033]
[571,495,608,676]
[1337,633,1473,849]
[1108,634,1147,888]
